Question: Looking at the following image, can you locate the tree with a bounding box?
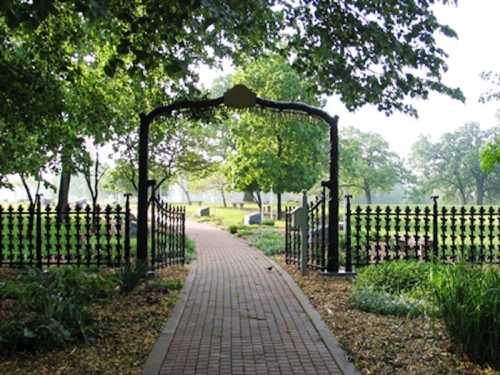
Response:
[410,123,500,204]
[81,148,109,216]
[339,127,406,204]
[224,56,328,215]
[189,168,229,208]
[112,117,212,198]
[481,139,500,173]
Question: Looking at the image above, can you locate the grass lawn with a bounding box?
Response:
[0,265,189,374]
[185,203,286,229]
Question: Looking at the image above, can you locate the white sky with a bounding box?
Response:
[198,0,500,158]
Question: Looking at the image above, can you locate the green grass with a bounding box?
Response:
[185,203,286,229]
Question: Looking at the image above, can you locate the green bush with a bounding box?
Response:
[185,237,196,262]
[355,261,440,298]
[351,286,428,318]
[0,267,114,353]
[262,219,275,226]
[117,262,148,294]
[249,228,285,256]
[351,261,443,317]
[228,225,238,234]
[431,264,500,369]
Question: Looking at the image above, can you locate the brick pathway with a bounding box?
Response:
[148,221,353,375]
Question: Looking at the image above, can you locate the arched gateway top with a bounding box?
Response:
[137,84,341,274]
[142,84,338,126]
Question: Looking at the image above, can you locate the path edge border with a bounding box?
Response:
[142,261,197,375]
[268,257,360,375]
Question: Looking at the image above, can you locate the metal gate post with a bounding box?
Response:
[326,116,340,273]
[431,196,439,259]
[344,195,353,272]
[35,194,42,269]
[137,113,150,263]
[299,192,309,275]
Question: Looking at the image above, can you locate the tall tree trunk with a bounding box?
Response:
[177,182,192,205]
[458,188,468,205]
[243,190,254,202]
[364,187,372,205]
[277,192,282,220]
[19,174,34,207]
[220,188,227,208]
[253,191,262,212]
[475,177,485,205]
[57,169,71,220]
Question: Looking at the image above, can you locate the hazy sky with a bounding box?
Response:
[199,0,500,158]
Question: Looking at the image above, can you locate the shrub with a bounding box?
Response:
[262,219,275,226]
[432,264,500,369]
[351,261,443,317]
[236,226,254,237]
[351,286,428,318]
[249,228,285,256]
[185,237,196,262]
[0,267,114,353]
[354,261,440,298]
[117,262,148,294]
[228,225,238,234]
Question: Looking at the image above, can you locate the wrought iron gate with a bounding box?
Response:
[149,184,186,269]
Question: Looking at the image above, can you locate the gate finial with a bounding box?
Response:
[223,84,256,108]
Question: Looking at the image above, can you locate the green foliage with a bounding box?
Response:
[1,0,466,193]
[352,261,500,368]
[0,267,114,353]
[248,228,285,256]
[340,127,407,203]
[117,262,148,294]
[185,237,196,263]
[350,286,427,318]
[228,225,238,234]
[351,261,443,317]
[225,56,328,199]
[409,123,500,204]
[148,278,183,293]
[354,261,437,296]
[262,219,275,226]
[480,139,500,173]
[431,264,500,369]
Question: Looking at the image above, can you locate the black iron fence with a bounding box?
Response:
[285,193,500,273]
[284,205,300,266]
[285,186,330,271]
[0,194,188,269]
[0,195,132,268]
[345,196,500,269]
[151,197,186,269]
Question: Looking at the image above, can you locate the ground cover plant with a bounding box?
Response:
[351,261,499,369]
[351,261,442,317]
[0,265,188,374]
[248,227,285,256]
[432,264,500,369]
[277,257,498,374]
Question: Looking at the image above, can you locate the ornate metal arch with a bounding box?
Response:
[136,85,340,273]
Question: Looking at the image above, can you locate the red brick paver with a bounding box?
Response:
[158,221,345,375]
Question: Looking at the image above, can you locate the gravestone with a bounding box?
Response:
[75,198,88,207]
[129,220,138,236]
[198,207,210,216]
[244,212,262,225]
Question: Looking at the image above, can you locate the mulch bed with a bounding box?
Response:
[0,266,189,375]
[276,257,498,375]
